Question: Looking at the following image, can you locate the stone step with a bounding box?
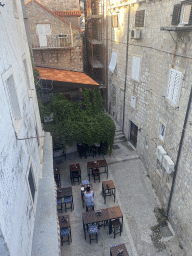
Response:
[114,134,125,140]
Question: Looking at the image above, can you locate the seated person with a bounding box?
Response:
[84,185,94,212]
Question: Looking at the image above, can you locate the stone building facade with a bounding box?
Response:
[25,0,83,72]
[107,0,192,254]
[0,0,44,255]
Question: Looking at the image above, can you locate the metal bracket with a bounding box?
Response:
[0,2,5,7]
[168,31,177,44]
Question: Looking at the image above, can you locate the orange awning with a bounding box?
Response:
[36,67,99,89]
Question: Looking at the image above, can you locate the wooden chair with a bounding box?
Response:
[71,171,81,185]
[92,168,100,183]
[57,197,63,213]
[64,196,74,212]
[111,218,122,239]
[60,227,72,245]
[88,224,98,244]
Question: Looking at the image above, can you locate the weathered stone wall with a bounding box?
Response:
[26,0,83,72]
[0,1,43,255]
[108,0,192,254]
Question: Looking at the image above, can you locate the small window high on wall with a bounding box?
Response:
[131,56,141,82]
[28,164,36,203]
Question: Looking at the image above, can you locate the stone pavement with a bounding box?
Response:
[56,120,186,256]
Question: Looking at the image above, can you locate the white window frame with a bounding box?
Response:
[159,123,165,141]
[12,0,19,18]
[180,3,192,25]
[26,159,37,212]
[167,68,182,105]
[37,24,51,47]
[131,56,141,82]
[2,67,23,134]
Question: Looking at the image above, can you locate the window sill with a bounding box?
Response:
[160,25,192,31]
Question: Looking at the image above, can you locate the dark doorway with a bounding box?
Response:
[129,121,138,147]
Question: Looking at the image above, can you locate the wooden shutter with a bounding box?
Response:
[132,56,141,82]
[189,7,192,24]
[171,4,181,25]
[167,69,182,105]
[135,10,145,27]
[172,72,181,105]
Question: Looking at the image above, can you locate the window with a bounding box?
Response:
[113,15,118,28]
[6,75,21,120]
[37,24,51,47]
[172,2,192,26]
[135,10,145,27]
[23,59,30,90]
[28,165,36,203]
[109,52,117,73]
[12,0,18,18]
[159,123,165,141]
[131,56,141,82]
[35,125,40,146]
[167,68,182,105]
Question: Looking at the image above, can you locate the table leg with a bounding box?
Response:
[83,222,86,240]
[107,166,108,179]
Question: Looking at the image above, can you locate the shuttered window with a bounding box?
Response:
[172,3,192,25]
[37,24,51,47]
[135,10,145,27]
[167,69,182,105]
[6,75,21,120]
[28,165,36,203]
[132,56,141,82]
[113,15,118,28]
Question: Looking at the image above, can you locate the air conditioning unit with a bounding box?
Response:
[156,146,167,163]
[163,155,174,174]
[131,29,141,39]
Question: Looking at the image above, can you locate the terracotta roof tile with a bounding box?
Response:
[53,10,81,17]
[36,67,99,86]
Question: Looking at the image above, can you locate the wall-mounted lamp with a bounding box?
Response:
[138,128,142,132]
[0,2,5,7]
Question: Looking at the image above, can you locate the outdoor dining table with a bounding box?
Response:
[82,205,123,239]
[58,214,71,228]
[87,159,108,181]
[81,183,93,208]
[69,163,81,183]
[57,186,73,198]
[110,243,129,256]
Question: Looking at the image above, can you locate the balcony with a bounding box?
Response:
[31,34,73,50]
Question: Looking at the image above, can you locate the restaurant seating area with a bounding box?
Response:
[53,150,130,255]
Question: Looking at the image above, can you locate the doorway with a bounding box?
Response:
[129,121,138,147]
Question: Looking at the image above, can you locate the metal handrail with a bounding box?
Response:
[31,34,73,49]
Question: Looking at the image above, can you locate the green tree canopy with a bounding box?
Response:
[41,89,115,154]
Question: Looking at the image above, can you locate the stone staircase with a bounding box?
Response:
[114,129,125,144]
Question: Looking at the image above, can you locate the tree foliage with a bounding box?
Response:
[39,88,115,154]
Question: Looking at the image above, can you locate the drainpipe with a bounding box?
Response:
[105,0,108,111]
[166,84,192,217]
[122,4,130,132]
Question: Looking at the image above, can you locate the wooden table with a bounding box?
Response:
[102,180,115,204]
[57,186,72,198]
[87,159,108,181]
[110,243,129,256]
[58,214,70,228]
[81,183,93,208]
[82,206,123,239]
[69,163,81,183]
